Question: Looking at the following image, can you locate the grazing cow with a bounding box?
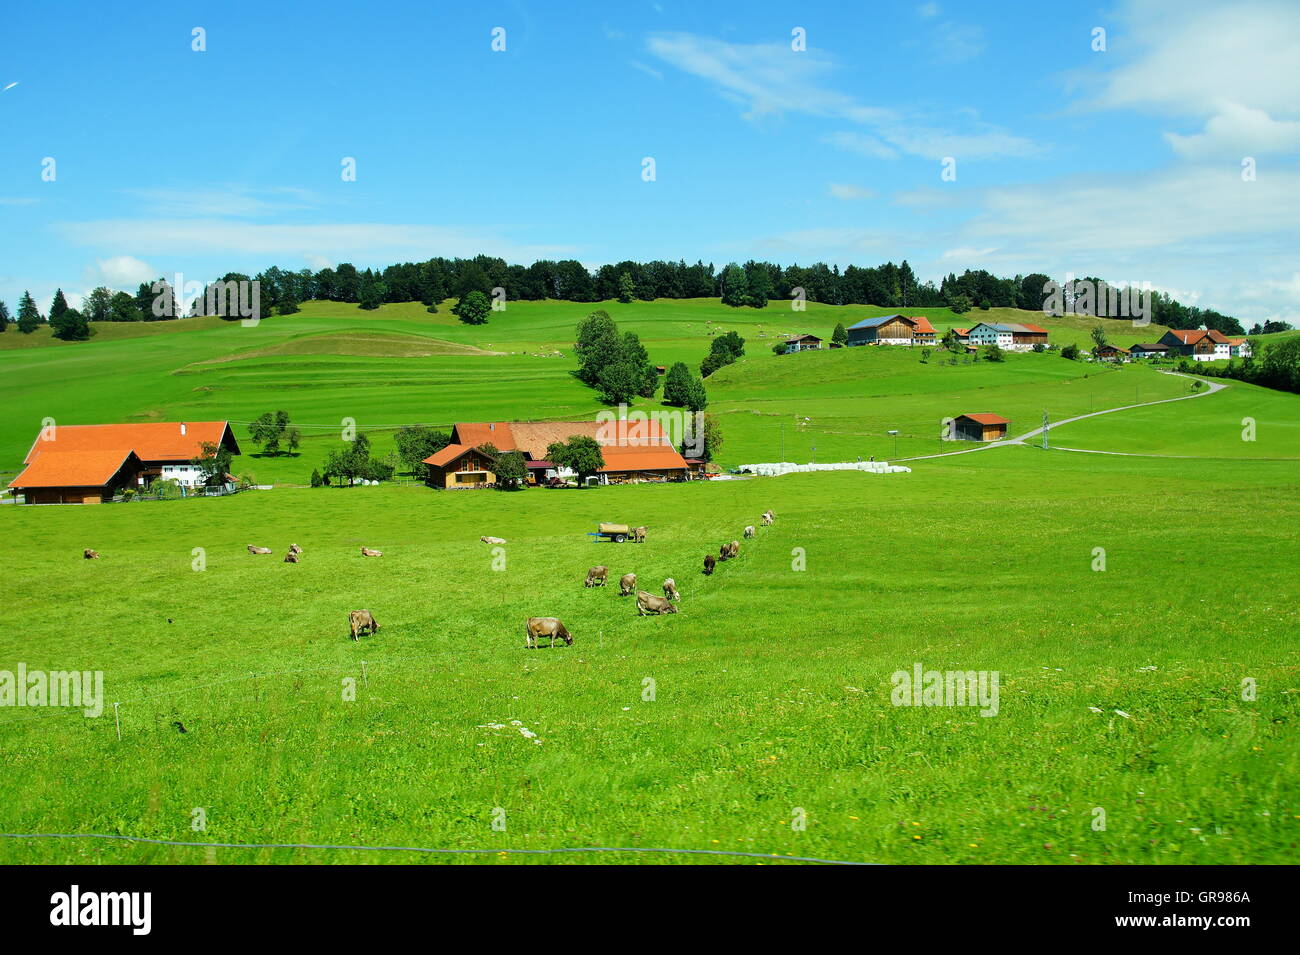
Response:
[480,536,507,545]
[703,554,716,575]
[289,543,303,555]
[761,510,775,525]
[636,590,679,615]
[248,545,272,555]
[83,549,100,560]
[525,616,573,649]
[348,610,379,640]
[619,572,637,596]
[719,540,740,560]
[584,565,608,588]
[633,526,647,543]
[663,578,680,601]
[360,547,383,557]
[284,551,299,563]
[744,525,756,539]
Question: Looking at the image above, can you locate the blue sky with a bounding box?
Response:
[2,0,1298,323]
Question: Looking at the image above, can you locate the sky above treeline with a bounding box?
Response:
[2,0,1297,324]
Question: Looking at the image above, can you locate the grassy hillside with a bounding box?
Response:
[2,296,1296,865]
[0,298,1181,485]
[1,452,1295,864]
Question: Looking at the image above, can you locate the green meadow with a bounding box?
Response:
[1,298,1296,864]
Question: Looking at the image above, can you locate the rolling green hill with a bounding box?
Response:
[0,297,1183,485]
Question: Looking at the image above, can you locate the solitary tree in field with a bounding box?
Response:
[16,291,41,333]
[832,322,848,347]
[249,411,299,455]
[51,307,90,341]
[547,435,605,486]
[453,289,491,324]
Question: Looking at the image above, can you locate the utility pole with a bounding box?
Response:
[1041,410,1049,450]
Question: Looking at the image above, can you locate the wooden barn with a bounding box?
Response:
[846,314,936,346]
[953,413,1010,442]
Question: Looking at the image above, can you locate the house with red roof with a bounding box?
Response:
[423,419,692,488]
[8,421,240,504]
[1158,328,1231,361]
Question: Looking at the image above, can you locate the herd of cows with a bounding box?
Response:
[79,508,777,648]
[525,507,776,649]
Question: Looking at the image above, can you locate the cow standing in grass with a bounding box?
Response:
[761,510,775,525]
[284,551,299,563]
[663,578,680,601]
[620,572,637,596]
[703,554,716,575]
[633,526,647,543]
[349,610,379,640]
[743,525,756,539]
[636,591,679,615]
[585,565,608,588]
[525,617,573,648]
[289,544,303,555]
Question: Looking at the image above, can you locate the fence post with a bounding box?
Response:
[361,661,368,688]
[113,702,121,741]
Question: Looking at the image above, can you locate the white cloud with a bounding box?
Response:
[823,132,898,160]
[94,255,156,286]
[1165,101,1300,158]
[56,220,574,266]
[941,246,1000,261]
[917,3,940,19]
[1083,1,1300,158]
[126,185,319,218]
[647,32,1036,160]
[932,21,985,62]
[828,183,875,200]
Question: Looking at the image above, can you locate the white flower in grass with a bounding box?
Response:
[1114,710,1132,719]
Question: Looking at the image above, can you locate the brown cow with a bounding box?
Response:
[348,610,379,640]
[663,578,680,601]
[360,547,383,557]
[636,590,679,615]
[289,543,303,555]
[525,617,573,648]
[761,510,775,525]
[619,572,637,596]
[743,525,756,539]
[83,549,100,560]
[584,565,608,588]
[284,551,299,563]
[718,540,740,561]
[248,545,272,555]
[703,554,716,575]
[633,526,647,543]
